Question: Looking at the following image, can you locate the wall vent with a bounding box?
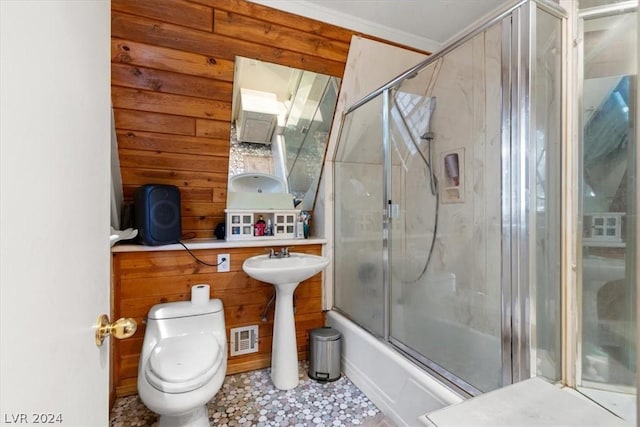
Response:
[230,325,259,356]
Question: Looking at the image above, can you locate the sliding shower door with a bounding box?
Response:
[387,22,505,394]
[334,94,386,337]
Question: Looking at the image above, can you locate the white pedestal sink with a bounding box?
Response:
[242,252,330,390]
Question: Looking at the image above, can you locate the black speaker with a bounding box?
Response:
[134,184,181,246]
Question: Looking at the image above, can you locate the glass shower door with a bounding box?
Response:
[386,23,505,394]
[385,1,563,394]
[334,94,386,336]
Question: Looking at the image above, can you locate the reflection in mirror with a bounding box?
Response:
[578,4,636,418]
[229,56,340,210]
[583,76,631,215]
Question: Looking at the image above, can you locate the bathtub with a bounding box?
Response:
[326,311,463,426]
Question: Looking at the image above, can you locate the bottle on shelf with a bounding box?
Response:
[295,214,305,239]
[254,215,266,236]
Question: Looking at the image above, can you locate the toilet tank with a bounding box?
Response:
[148,299,223,320]
[145,299,226,342]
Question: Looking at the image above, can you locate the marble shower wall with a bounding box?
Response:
[395,23,503,338]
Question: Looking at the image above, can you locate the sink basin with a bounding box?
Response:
[242,253,329,285]
[228,172,286,193]
[242,252,330,390]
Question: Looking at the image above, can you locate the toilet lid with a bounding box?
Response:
[145,334,223,394]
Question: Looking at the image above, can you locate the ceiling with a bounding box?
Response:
[249,0,509,52]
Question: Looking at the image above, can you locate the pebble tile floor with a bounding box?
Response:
[110,361,396,427]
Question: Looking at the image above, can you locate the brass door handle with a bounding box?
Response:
[95,314,137,347]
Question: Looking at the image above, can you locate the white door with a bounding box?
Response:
[1,2,111,426]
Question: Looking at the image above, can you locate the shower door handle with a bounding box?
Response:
[388,202,400,219]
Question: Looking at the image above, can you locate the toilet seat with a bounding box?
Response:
[145,333,223,394]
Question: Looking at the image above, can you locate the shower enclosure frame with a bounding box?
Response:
[332,0,566,397]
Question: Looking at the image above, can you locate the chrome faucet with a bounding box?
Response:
[269,247,290,258]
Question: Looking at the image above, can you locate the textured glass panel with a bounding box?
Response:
[334,94,385,336]
[532,7,563,383]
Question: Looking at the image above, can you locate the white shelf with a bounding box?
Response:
[112,238,327,253]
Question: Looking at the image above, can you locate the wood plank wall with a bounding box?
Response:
[112,244,323,397]
[111,0,357,238]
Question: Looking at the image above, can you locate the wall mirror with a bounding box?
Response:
[229,56,341,210]
[577,3,637,418]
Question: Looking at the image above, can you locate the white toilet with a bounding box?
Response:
[138,298,227,427]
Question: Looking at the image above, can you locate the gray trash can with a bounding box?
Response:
[308,327,342,382]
